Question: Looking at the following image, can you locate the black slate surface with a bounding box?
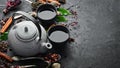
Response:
[1,0,120,68]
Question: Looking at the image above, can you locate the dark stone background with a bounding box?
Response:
[1,0,120,68]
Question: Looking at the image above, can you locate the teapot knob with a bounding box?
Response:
[24,27,28,32]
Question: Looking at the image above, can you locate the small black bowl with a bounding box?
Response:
[47,25,70,47]
[37,4,57,23]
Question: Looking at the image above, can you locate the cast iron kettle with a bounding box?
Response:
[8,11,52,57]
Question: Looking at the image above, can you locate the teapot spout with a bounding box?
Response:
[44,43,52,49]
[40,42,52,54]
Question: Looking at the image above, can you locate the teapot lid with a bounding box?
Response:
[15,21,38,41]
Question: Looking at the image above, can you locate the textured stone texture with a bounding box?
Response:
[1,0,120,68]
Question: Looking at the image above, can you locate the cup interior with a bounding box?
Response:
[48,25,70,43]
[37,4,57,20]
